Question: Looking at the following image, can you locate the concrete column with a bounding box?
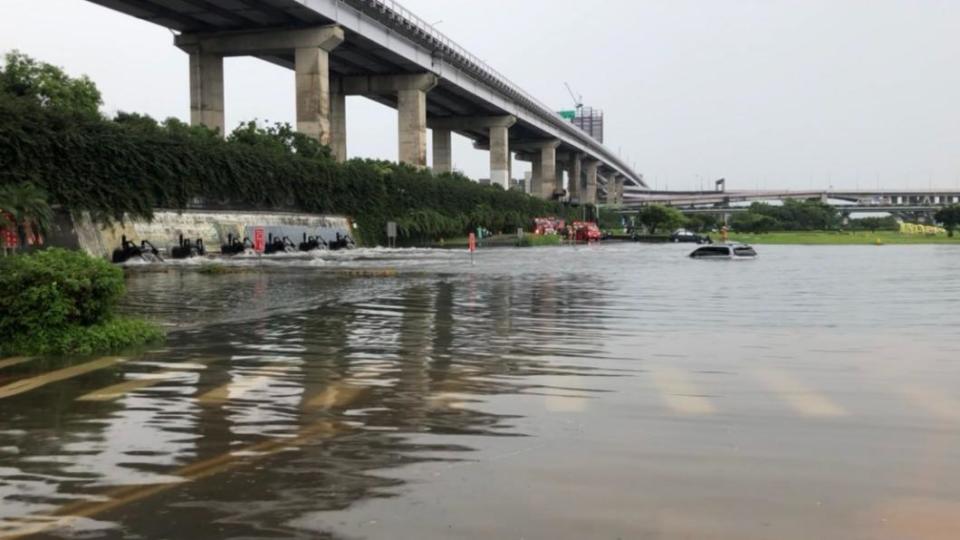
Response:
[568,154,582,201]
[329,79,347,161]
[187,51,224,134]
[555,162,566,198]
[398,88,428,166]
[607,173,620,206]
[176,25,345,143]
[615,176,625,205]
[489,125,510,189]
[530,153,543,197]
[340,73,438,166]
[432,128,452,173]
[584,160,599,205]
[540,144,558,199]
[295,47,333,144]
[429,115,516,184]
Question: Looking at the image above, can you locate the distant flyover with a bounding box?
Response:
[623,188,960,211]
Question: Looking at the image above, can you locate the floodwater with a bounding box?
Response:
[2,243,960,539]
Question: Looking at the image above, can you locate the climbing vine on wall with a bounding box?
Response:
[0,96,580,245]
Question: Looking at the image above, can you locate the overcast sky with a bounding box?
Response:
[2,0,958,191]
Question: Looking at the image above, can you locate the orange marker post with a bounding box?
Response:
[468,232,476,265]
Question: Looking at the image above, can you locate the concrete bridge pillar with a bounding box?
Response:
[175,25,345,143]
[530,152,543,196]
[398,87,430,167]
[568,153,582,201]
[186,51,224,134]
[489,124,511,189]
[583,160,599,205]
[555,161,566,198]
[329,78,347,161]
[429,116,516,187]
[330,73,442,167]
[609,174,623,205]
[517,141,561,199]
[295,46,334,144]
[432,128,452,173]
[541,144,560,199]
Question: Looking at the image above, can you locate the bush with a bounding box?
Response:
[848,216,899,232]
[637,204,686,234]
[0,248,163,355]
[730,212,779,234]
[935,205,960,237]
[518,234,562,247]
[2,318,163,356]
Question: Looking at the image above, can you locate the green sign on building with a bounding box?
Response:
[558,110,576,120]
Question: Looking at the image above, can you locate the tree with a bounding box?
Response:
[0,183,53,253]
[228,120,330,160]
[934,205,960,237]
[596,207,625,230]
[730,212,778,234]
[850,216,898,233]
[637,204,686,234]
[0,50,102,115]
[684,213,719,233]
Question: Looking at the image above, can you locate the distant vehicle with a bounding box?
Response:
[689,243,758,259]
[572,221,602,242]
[670,229,711,244]
[533,217,566,235]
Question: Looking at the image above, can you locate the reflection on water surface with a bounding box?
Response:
[2,244,960,539]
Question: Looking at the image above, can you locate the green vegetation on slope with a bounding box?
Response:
[0,52,582,245]
[0,249,164,355]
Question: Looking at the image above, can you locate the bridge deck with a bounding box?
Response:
[86,0,645,187]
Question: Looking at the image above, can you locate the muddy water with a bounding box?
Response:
[2,244,960,539]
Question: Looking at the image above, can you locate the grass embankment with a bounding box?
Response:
[0,249,164,356]
[729,231,960,245]
[425,234,563,248]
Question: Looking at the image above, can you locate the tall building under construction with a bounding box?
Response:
[559,107,604,143]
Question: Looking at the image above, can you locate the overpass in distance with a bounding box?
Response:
[85,0,644,204]
[622,188,960,217]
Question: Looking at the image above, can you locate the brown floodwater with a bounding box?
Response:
[1,243,959,539]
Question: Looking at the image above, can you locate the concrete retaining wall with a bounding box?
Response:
[56,210,352,259]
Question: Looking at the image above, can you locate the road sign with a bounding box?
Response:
[386,221,397,248]
[253,227,265,253]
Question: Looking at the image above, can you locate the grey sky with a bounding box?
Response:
[1,0,958,191]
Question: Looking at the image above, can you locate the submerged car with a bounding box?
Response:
[670,229,711,244]
[689,243,758,259]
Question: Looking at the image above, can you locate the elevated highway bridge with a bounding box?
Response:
[86,0,644,203]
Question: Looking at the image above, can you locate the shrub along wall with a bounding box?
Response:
[0,248,163,355]
[0,96,580,245]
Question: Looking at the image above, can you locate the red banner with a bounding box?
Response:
[253,228,265,253]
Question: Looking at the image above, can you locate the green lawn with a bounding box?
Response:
[728,231,960,245]
[423,234,563,248]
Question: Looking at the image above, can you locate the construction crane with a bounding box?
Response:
[564,82,583,113]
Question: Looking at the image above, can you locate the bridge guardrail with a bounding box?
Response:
[350,0,644,186]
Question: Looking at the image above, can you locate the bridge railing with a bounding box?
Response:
[352,0,644,185]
